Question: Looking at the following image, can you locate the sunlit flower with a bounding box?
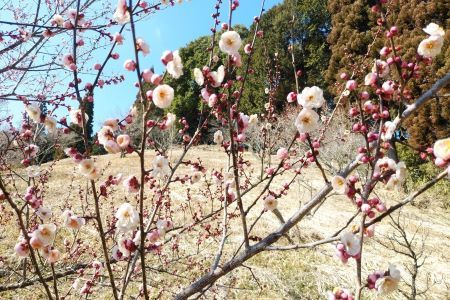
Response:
[423,23,445,37]
[381,121,396,141]
[433,137,450,161]
[295,108,319,133]
[123,59,136,71]
[213,130,224,144]
[113,0,130,24]
[417,35,444,58]
[79,159,95,175]
[193,68,204,86]
[136,38,150,56]
[42,247,60,264]
[152,156,170,177]
[166,50,183,79]
[277,148,289,160]
[62,210,85,230]
[297,86,325,109]
[33,223,57,247]
[117,134,131,149]
[115,203,139,232]
[153,84,174,109]
[375,264,401,294]
[331,175,348,194]
[340,232,360,256]
[263,194,278,211]
[219,31,242,55]
[86,167,101,180]
[25,104,41,122]
[364,72,377,86]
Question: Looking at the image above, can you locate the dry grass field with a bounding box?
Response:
[0,145,449,299]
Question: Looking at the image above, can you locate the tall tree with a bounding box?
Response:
[240,0,331,113]
[326,0,449,148]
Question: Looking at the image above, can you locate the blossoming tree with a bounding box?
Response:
[0,0,449,299]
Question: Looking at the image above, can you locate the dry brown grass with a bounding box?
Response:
[0,145,449,299]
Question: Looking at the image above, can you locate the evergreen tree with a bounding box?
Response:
[241,0,331,113]
[326,0,449,148]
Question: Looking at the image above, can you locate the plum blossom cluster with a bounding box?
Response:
[366,264,401,295]
[291,86,325,133]
[64,148,101,180]
[335,232,361,263]
[327,287,354,300]
[417,23,445,58]
[25,103,57,133]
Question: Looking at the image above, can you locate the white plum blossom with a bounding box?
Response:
[115,203,139,233]
[372,59,390,78]
[375,264,401,294]
[295,108,319,133]
[423,23,445,37]
[113,0,130,24]
[165,113,176,129]
[117,134,131,149]
[104,140,122,154]
[166,50,183,79]
[263,194,278,211]
[193,68,204,86]
[340,232,360,256]
[25,104,41,122]
[52,14,64,26]
[374,157,397,175]
[331,175,348,194]
[33,223,57,247]
[417,35,444,58]
[136,38,150,56]
[433,137,450,161]
[364,72,377,86]
[152,155,170,177]
[381,121,396,141]
[14,240,30,257]
[213,130,224,144]
[62,210,86,230]
[297,86,325,108]
[78,159,95,176]
[152,84,174,109]
[219,31,242,55]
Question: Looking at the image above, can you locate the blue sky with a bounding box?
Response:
[5,0,283,131]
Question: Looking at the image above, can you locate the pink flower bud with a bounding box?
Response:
[93,63,102,70]
[277,148,289,160]
[286,92,297,103]
[361,203,371,214]
[346,80,357,91]
[123,59,136,72]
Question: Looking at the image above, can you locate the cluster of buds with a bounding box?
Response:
[356,197,386,218]
[327,287,354,300]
